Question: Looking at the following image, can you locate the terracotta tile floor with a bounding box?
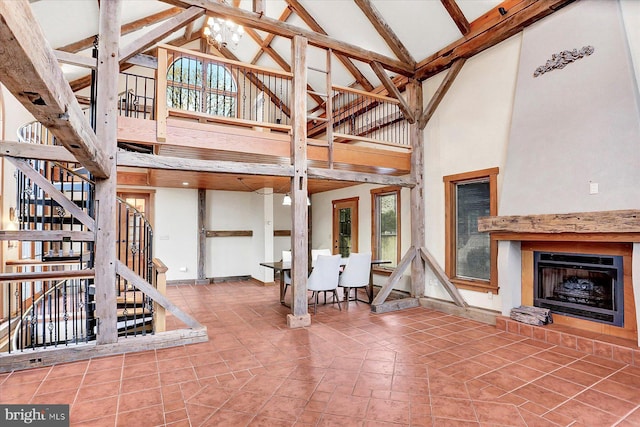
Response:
[2,280,640,426]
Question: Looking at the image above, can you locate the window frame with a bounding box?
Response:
[443,168,498,293]
[166,56,238,118]
[370,186,401,273]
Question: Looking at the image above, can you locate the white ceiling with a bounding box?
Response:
[29,0,503,99]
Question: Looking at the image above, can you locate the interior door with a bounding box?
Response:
[332,198,358,258]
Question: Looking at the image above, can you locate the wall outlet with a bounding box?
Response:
[589,182,599,194]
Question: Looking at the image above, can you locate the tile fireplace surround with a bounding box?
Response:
[495,316,640,367]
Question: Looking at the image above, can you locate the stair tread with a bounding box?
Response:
[117,307,151,317]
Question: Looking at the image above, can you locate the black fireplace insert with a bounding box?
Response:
[534,251,624,327]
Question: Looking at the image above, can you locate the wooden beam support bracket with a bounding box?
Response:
[116,260,204,329]
[8,158,96,231]
[419,246,468,307]
[371,247,416,307]
[370,62,415,123]
[0,141,78,163]
[418,58,466,129]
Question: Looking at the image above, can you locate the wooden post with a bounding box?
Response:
[288,35,311,328]
[407,79,425,297]
[196,189,208,284]
[156,47,168,142]
[94,0,122,345]
[326,48,333,168]
[152,258,168,332]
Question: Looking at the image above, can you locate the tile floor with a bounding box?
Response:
[2,280,640,426]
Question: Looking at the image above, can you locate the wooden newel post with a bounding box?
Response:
[288,35,311,328]
[152,258,168,333]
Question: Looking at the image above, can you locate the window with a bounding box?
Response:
[444,168,498,293]
[371,186,401,269]
[166,57,237,117]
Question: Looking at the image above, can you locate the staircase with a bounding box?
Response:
[1,121,159,353]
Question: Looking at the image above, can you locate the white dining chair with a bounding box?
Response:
[311,248,332,267]
[338,252,372,308]
[307,254,342,314]
[281,250,292,299]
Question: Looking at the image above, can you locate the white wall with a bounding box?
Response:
[500,0,640,216]
[154,188,198,281]
[274,192,292,261]
[422,34,522,311]
[621,0,640,86]
[142,183,297,283]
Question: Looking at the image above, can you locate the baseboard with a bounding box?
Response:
[167,275,251,286]
[250,277,275,287]
[419,297,499,325]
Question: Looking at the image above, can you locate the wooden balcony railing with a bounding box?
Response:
[121,45,410,152]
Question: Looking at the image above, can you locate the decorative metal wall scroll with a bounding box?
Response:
[533,45,594,77]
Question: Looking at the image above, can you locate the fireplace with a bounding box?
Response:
[534,251,624,327]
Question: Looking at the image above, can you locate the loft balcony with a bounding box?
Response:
[115,45,412,191]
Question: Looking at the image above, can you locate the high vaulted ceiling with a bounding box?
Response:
[21,0,573,193]
[30,0,572,111]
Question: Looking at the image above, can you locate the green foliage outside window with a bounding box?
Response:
[167,57,236,117]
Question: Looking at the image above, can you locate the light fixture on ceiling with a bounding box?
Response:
[203,16,244,50]
[282,194,311,206]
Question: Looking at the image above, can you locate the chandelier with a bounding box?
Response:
[203,16,244,49]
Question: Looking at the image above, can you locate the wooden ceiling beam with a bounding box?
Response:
[183,21,195,40]
[54,50,96,69]
[219,46,292,118]
[0,0,109,178]
[58,6,184,53]
[243,27,324,107]
[252,0,265,16]
[285,0,374,91]
[68,28,201,92]
[250,7,292,64]
[117,151,294,177]
[414,0,576,81]
[161,0,413,76]
[371,62,415,123]
[354,0,415,66]
[440,0,470,35]
[119,6,204,63]
[308,167,414,187]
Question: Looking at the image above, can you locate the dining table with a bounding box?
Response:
[260,258,391,305]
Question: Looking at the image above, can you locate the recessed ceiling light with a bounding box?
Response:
[182,182,189,186]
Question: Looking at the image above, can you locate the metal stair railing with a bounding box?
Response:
[6,120,159,348]
[116,197,155,338]
[9,274,94,352]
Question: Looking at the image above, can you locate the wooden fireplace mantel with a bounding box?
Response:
[477,209,640,242]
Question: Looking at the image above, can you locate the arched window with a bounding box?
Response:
[166,57,237,117]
